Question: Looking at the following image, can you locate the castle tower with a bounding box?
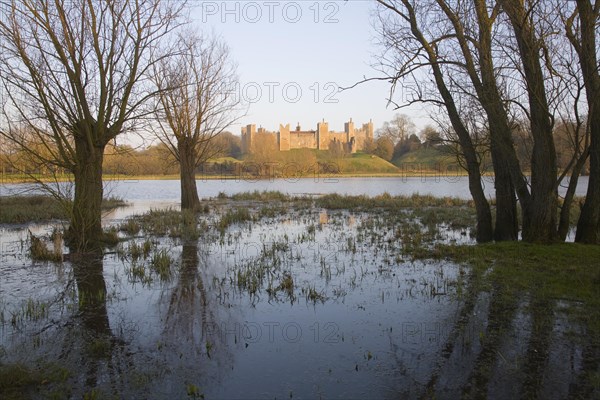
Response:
[279,123,291,151]
[344,118,355,143]
[365,119,374,140]
[241,124,256,154]
[317,120,329,150]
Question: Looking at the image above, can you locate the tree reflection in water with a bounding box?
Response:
[161,240,233,386]
[70,253,123,391]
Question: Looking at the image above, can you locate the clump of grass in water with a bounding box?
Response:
[128,261,152,285]
[129,208,182,236]
[101,227,120,246]
[186,383,204,398]
[29,231,62,262]
[170,209,200,239]
[151,249,172,281]
[218,208,252,234]
[279,273,294,298]
[119,219,141,235]
[316,192,472,211]
[305,286,326,304]
[229,190,291,202]
[22,298,49,321]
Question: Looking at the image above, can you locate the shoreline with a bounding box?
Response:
[1,171,497,184]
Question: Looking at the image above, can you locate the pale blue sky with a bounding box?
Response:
[188,0,431,134]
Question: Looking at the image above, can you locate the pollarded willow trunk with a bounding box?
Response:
[467,164,494,243]
[576,119,600,243]
[574,0,600,244]
[68,136,106,251]
[178,138,200,211]
[502,0,559,243]
[559,150,588,241]
[524,137,559,243]
[489,136,519,241]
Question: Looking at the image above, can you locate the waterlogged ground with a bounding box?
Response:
[0,193,597,399]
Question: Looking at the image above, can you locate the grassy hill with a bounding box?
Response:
[209,147,464,176]
[321,152,400,174]
[393,146,459,171]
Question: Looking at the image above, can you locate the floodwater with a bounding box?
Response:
[0,175,590,201]
[0,178,596,399]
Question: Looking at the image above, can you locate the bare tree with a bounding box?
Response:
[151,32,242,210]
[566,0,600,244]
[377,113,416,145]
[374,0,494,242]
[374,0,598,243]
[0,0,186,250]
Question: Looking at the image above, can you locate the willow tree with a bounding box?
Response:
[0,0,185,250]
[568,0,600,243]
[151,32,241,210]
[375,0,494,242]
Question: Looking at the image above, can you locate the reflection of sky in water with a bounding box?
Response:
[0,187,591,398]
[0,207,468,398]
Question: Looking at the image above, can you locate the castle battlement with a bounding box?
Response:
[241,119,373,154]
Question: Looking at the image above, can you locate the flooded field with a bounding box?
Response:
[0,193,598,399]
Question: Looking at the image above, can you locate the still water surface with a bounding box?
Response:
[0,177,592,398]
[0,175,590,202]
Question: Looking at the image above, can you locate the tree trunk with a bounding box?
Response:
[574,0,600,244]
[492,162,519,241]
[179,138,201,210]
[68,135,105,251]
[559,150,588,240]
[503,0,559,243]
[576,120,600,243]
[468,162,495,243]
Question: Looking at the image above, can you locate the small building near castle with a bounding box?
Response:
[241,119,374,154]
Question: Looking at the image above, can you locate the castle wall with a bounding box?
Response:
[241,119,373,154]
[329,132,348,143]
[289,131,317,149]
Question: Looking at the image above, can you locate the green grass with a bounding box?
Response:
[393,146,456,168]
[0,195,127,224]
[422,242,600,337]
[320,152,400,174]
[0,362,71,400]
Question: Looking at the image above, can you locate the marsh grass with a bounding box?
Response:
[0,195,127,224]
[29,231,62,262]
[305,286,326,304]
[315,192,472,210]
[130,208,182,236]
[218,208,252,234]
[228,190,292,202]
[119,219,141,235]
[0,362,71,400]
[151,249,173,281]
[128,208,201,239]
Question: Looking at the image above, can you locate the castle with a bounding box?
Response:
[241,119,374,154]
